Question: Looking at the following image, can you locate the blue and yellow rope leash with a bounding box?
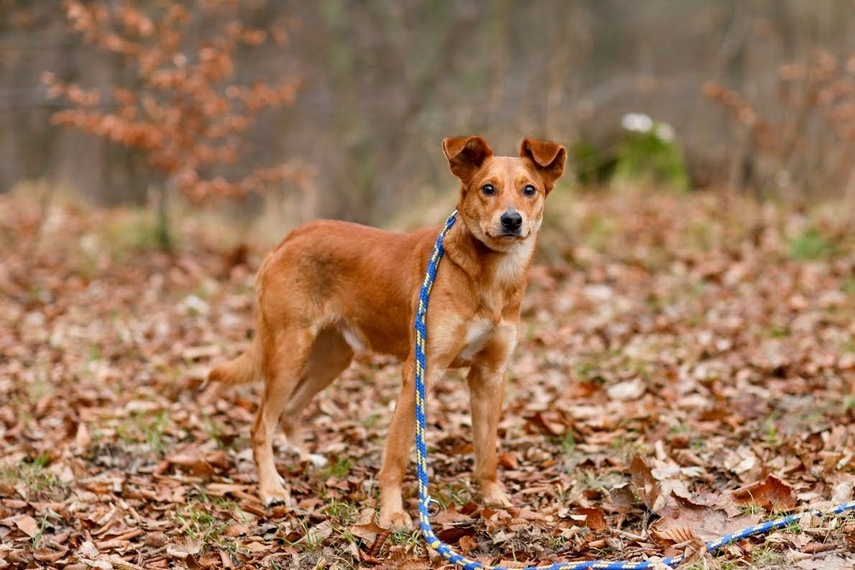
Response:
[412,210,855,569]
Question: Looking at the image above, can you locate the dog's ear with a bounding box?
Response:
[520,138,566,192]
[442,136,494,183]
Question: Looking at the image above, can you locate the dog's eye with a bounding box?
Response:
[523,184,537,196]
[481,184,496,196]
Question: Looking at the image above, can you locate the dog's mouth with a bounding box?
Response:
[487,229,527,241]
[465,216,531,250]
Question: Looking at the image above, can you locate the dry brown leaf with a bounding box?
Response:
[650,525,700,544]
[32,546,68,563]
[524,411,569,436]
[222,522,249,538]
[630,455,665,513]
[606,378,646,401]
[166,538,202,559]
[198,551,224,568]
[497,452,519,469]
[349,520,387,544]
[305,520,333,545]
[244,541,269,553]
[165,446,215,477]
[733,474,797,511]
[651,497,761,545]
[459,534,479,555]
[15,515,38,538]
[575,507,607,530]
[78,540,100,558]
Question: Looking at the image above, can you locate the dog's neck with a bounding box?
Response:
[443,220,536,289]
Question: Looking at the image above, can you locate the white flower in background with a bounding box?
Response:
[655,122,675,142]
[620,112,654,133]
[621,112,677,142]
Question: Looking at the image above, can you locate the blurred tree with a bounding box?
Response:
[706,47,855,202]
[43,0,307,247]
[4,0,855,218]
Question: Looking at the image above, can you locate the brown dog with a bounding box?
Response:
[208,136,565,528]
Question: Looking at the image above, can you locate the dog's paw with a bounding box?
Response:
[377,509,413,530]
[480,483,513,507]
[260,485,293,508]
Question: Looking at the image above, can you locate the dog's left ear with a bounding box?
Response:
[520,138,566,192]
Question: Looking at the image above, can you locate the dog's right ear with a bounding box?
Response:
[442,136,494,183]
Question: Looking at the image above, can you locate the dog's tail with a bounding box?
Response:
[207,333,261,386]
[206,251,275,388]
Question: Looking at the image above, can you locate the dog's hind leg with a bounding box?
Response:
[251,326,315,506]
[378,359,419,529]
[279,328,354,468]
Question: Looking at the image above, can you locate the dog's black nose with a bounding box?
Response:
[500,210,523,232]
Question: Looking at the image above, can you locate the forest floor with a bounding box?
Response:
[1,188,855,569]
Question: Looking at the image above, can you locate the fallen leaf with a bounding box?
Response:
[497,452,518,469]
[606,378,646,401]
[651,525,700,544]
[32,545,68,563]
[630,455,669,514]
[166,538,202,559]
[305,520,333,545]
[349,520,386,544]
[651,497,761,544]
[575,507,607,530]
[15,515,38,538]
[78,540,100,558]
[459,534,478,554]
[733,474,797,511]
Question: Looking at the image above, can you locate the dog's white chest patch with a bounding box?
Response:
[458,319,493,360]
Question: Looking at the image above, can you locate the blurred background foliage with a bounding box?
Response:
[2,0,855,230]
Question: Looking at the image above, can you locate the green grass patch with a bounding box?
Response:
[0,454,66,500]
[321,457,351,479]
[435,481,470,509]
[737,502,761,516]
[763,423,781,448]
[614,128,689,192]
[390,528,421,547]
[116,409,170,455]
[559,432,576,455]
[362,413,382,430]
[176,504,230,549]
[25,370,52,401]
[787,228,834,260]
[322,499,359,525]
[574,362,606,384]
[767,323,790,339]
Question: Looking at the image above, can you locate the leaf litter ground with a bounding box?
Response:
[1,189,854,569]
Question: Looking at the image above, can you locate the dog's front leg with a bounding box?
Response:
[378,353,453,529]
[467,363,512,506]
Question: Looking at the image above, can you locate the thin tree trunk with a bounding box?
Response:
[156,177,174,250]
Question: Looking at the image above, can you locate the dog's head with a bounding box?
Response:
[443,136,566,252]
